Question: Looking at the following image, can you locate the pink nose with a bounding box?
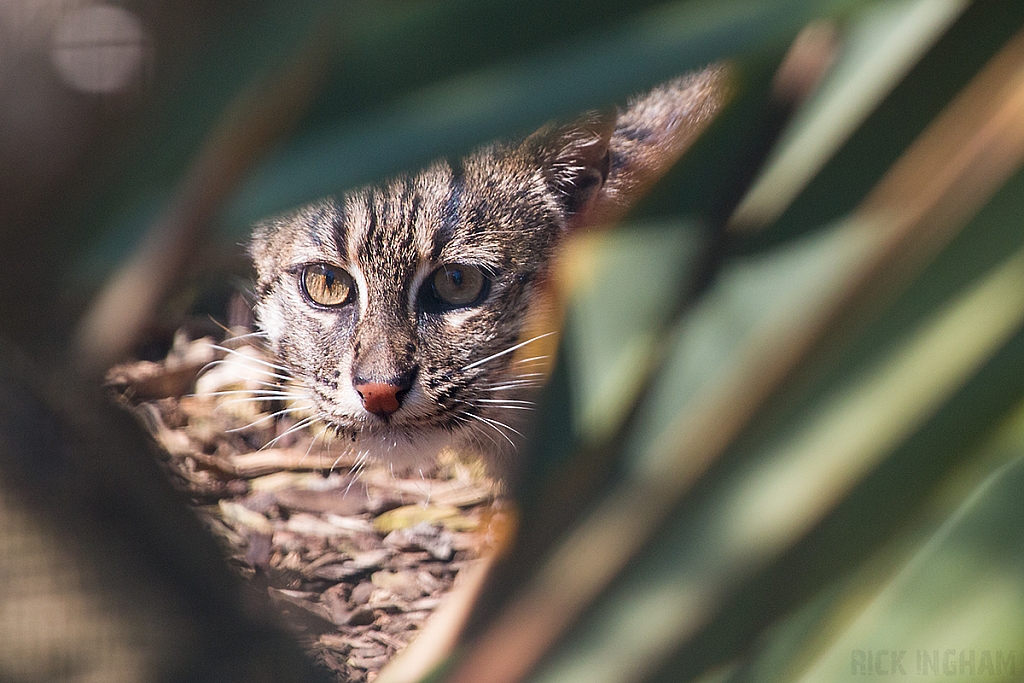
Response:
[354,382,404,417]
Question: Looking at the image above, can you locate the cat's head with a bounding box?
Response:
[248,115,614,472]
[247,67,729,476]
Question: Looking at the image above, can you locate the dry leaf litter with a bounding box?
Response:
[107,329,500,682]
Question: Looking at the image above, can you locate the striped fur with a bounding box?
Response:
[248,66,729,479]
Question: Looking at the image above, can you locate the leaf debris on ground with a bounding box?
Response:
[108,330,499,682]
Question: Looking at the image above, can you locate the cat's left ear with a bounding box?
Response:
[526,111,616,229]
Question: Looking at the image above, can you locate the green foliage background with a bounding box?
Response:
[9,0,1024,681]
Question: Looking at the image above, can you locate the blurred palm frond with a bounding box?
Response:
[3,1,1024,682]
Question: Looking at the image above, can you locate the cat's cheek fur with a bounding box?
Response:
[254,296,290,352]
[308,357,365,422]
[442,308,480,331]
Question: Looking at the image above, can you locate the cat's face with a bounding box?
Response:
[248,67,728,477]
[249,126,610,473]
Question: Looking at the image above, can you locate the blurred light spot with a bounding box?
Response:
[51,5,147,93]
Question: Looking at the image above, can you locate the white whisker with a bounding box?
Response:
[464,412,519,448]
[225,406,310,432]
[260,415,319,449]
[461,332,555,372]
[475,398,535,406]
[220,400,313,415]
[452,412,499,449]
[480,380,544,392]
[478,413,524,437]
[514,355,549,365]
[209,344,293,374]
[200,357,294,383]
[222,330,269,344]
[479,404,534,411]
[204,391,300,401]
[231,376,301,391]
[301,428,325,467]
[344,451,370,485]
[418,469,432,506]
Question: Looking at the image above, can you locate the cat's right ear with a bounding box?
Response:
[530,65,733,232]
[524,111,616,231]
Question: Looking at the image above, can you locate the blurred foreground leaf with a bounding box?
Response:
[7,0,1024,682]
[439,4,1024,683]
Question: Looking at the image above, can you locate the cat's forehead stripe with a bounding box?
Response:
[402,177,429,260]
[341,166,458,270]
[315,200,346,257]
[428,162,463,262]
[409,180,433,261]
[358,191,381,261]
[333,159,525,279]
[343,191,372,263]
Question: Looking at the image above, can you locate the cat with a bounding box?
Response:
[246,66,729,482]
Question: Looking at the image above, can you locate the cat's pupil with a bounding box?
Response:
[450,269,464,287]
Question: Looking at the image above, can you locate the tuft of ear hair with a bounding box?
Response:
[526,111,616,225]
[529,64,732,233]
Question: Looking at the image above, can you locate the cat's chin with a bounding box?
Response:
[298,360,531,479]
[324,420,460,476]
[323,417,519,482]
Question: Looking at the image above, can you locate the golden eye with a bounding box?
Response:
[430,264,487,307]
[301,263,354,307]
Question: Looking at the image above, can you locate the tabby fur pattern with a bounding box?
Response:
[248,66,728,479]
